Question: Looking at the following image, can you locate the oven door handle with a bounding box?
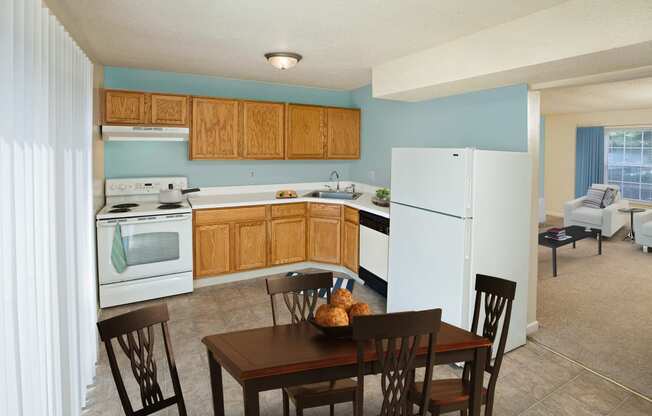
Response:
[97,213,191,227]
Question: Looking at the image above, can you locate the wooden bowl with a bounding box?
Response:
[308,318,353,339]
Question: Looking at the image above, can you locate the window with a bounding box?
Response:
[605,128,652,202]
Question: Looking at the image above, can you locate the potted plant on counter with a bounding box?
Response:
[372,188,390,207]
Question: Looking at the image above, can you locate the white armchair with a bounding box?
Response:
[634,210,652,252]
[563,184,629,238]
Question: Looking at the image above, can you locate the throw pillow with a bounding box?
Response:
[582,187,606,209]
[602,187,618,207]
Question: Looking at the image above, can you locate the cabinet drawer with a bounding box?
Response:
[343,206,359,224]
[309,203,341,218]
[195,206,267,225]
[271,203,307,218]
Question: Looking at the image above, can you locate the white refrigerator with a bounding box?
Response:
[387,147,532,352]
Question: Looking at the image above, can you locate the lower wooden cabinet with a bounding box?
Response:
[234,221,267,271]
[194,224,231,277]
[308,217,341,264]
[270,217,306,265]
[193,202,363,277]
[342,213,359,273]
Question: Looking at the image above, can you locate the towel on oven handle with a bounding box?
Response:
[111,223,128,273]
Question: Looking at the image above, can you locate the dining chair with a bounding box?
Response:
[409,274,517,416]
[352,308,442,416]
[96,303,187,416]
[266,272,357,416]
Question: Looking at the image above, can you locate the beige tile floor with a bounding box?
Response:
[83,270,652,416]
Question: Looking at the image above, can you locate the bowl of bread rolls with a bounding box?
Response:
[309,288,372,339]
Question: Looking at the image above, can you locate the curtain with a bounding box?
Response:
[575,126,605,197]
[0,1,97,415]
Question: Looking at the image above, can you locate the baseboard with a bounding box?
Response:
[526,321,539,335]
[193,262,362,289]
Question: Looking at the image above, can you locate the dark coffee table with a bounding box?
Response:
[538,225,602,277]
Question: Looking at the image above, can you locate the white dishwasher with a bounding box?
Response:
[359,210,390,296]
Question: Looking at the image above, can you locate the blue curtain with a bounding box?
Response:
[575,126,605,197]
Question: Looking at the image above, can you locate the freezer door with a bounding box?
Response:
[391,148,472,217]
[387,202,472,329]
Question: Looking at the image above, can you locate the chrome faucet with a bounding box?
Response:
[329,170,341,191]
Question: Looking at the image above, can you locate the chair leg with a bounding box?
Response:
[282,390,289,416]
[330,403,335,416]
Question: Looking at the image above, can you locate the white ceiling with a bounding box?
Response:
[541,77,652,115]
[47,0,566,90]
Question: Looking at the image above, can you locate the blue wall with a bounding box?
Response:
[104,67,355,187]
[104,67,530,188]
[350,84,529,187]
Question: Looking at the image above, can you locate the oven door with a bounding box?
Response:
[97,213,192,284]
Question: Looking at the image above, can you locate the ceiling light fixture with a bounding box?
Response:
[265,52,302,70]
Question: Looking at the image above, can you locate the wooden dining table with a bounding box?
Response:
[202,321,492,416]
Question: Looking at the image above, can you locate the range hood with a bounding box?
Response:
[101,125,189,142]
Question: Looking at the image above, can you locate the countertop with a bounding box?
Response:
[188,190,390,218]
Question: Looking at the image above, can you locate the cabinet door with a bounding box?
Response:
[104,90,146,124]
[242,101,284,159]
[270,217,306,265]
[191,97,240,159]
[342,220,359,272]
[309,217,341,264]
[151,94,188,126]
[326,108,360,159]
[194,224,231,277]
[234,221,268,271]
[286,104,325,159]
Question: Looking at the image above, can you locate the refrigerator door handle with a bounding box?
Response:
[464,221,472,260]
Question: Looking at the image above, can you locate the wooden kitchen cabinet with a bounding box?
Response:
[326,107,360,159]
[194,224,231,276]
[151,94,188,126]
[342,208,359,272]
[104,90,146,124]
[309,217,341,264]
[241,101,285,159]
[270,217,307,265]
[285,104,326,159]
[191,97,240,159]
[234,221,268,270]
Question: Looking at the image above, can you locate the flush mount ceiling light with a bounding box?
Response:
[264,52,302,70]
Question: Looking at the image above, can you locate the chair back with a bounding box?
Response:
[265,272,334,326]
[353,309,442,416]
[96,304,186,416]
[463,274,516,404]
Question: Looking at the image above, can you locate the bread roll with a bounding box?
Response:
[348,302,371,321]
[315,304,349,327]
[331,288,354,311]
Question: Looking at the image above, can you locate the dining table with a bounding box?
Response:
[202,321,492,416]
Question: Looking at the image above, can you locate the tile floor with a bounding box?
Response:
[83,270,652,416]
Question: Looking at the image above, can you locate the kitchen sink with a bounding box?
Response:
[304,190,362,200]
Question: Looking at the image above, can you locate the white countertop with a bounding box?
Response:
[188,189,390,218]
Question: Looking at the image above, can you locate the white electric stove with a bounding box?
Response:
[96,177,194,308]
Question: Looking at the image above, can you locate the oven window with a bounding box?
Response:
[123,232,180,266]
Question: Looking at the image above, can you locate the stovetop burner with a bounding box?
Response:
[112,203,139,208]
[158,204,183,209]
[108,208,131,213]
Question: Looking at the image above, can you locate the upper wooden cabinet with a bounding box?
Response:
[191,97,240,159]
[285,104,326,159]
[326,108,360,159]
[104,90,189,126]
[241,101,285,159]
[151,94,188,126]
[104,90,146,124]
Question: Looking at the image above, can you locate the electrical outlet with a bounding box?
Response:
[368,170,376,181]
[249,170,255,178]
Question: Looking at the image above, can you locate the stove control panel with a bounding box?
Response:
[106,177,189,197]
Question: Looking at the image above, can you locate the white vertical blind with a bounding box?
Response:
[0,0,97,415]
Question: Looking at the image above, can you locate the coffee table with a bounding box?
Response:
[538,225,602,277]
